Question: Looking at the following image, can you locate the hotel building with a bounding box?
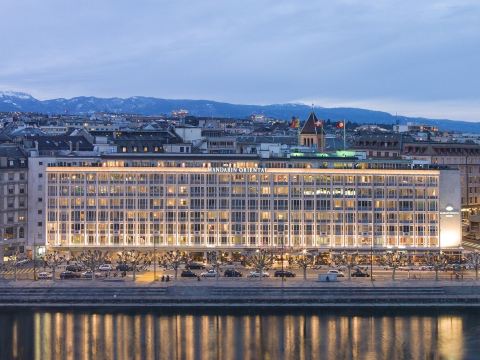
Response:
[43,153,462,253]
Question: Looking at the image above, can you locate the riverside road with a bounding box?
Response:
[1,279,480,310]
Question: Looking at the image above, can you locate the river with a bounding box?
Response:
[1,310,479,359]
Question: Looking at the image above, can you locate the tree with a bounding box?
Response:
[79,250,107,281]
[117,250,146,281]
[465,251,480,281]
[333,251,359,280]
[245,249,274,280]
[206,251,221,280]
[5,251,21,281]
[42,251,65,281]
[295,250,314,280]
[424,251,448,281]
[161,251,186,279]
[384,250,407,281]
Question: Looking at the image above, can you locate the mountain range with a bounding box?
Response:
[1,91,479,132]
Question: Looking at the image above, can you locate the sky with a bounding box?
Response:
[0,0,479,120]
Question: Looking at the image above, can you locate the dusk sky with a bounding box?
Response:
[1,0,479,120]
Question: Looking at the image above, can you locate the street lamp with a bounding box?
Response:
[370,237,373,281]
[153,236,157,281]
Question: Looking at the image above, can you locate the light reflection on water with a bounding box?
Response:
[0,310,478,360]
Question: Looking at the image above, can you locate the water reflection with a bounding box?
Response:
[0,310,476,360]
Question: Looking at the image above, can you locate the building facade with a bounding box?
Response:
[42,154,461,253]
[0,145,28,261]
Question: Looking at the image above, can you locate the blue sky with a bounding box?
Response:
[1,0,479,120]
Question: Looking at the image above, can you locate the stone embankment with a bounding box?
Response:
[1,282,480,309]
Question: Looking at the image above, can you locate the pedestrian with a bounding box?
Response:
[166,275,170,282]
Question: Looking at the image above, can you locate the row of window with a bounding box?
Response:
[47,234,439,248]
[47,185,438,199]
[48,198,439,212]
[47,173,440,187]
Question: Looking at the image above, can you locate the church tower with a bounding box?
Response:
[299,112,325,151]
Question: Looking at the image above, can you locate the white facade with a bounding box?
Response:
[43,156,462,252]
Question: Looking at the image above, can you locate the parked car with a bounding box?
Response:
[224,269,242,277]
[81,271,101,279]
[66,265,84,272]
[419,265,434,271]
[274,270,296,278]
[187,262,206,270]
[351,270,370,277]
[38,272,53,280]
[181,269,198,277]
[116,263,133,272]
[99,264,113,271]
[201,269,218,278]
[248,271,270,278]
[327,269,345,277]
[60,271,80,280]
[15,259,29,266]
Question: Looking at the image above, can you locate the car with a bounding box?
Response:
[248,271,270,278]
[187,262,206,270]
[15,259,29,266]
[224,269,242,277]
[327,269,345,277]
[181,269,198,277]
[201,269,218,278]
[66,264,84,272]
[116,263,133,272]
[351,270,370,277]
[99,264,113,271]
[81,271,101,279]
[419,265,434,271]
[274,270,296,278]
[60,271,80,280]
[38,272,53,280]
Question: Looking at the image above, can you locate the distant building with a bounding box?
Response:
[299,112,325,151]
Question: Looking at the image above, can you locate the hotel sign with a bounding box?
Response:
[210,167,266,173]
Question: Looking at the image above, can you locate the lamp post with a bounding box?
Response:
[153,236,157,281]
[33,234,37,281]
[370,238,373,281]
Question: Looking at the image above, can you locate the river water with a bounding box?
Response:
[1,310,479,360]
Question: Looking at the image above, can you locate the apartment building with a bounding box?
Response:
[0,145,28,261]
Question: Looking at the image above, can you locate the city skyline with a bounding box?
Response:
[1,1,479,120]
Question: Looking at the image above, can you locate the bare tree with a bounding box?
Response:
[5,251,21,281]
[207,251,221,280]
[42,251,65,281]
[117,250,146,281]
[384,250,407,281]
[465,251,480,280]
[161,251,186,279]
[424,251,448,281]
[79,250,107,281]
[245,249,274,280]
[295,250,314,280]
[333,251,359,280]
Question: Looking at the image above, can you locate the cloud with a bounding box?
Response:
[0,0,478,120]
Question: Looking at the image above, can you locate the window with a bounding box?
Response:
[37,222,43,227]
[38,197,43,202]
[39,173,43,178]
[8,173,14,181]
